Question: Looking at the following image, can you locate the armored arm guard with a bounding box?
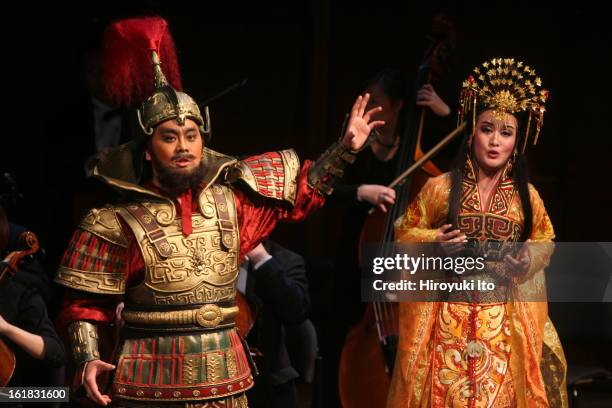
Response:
[307,139,359,195]
[67,321,100,365]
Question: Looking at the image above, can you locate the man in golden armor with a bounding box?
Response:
[54,17,384,407]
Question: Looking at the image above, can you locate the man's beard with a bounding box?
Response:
[151,152,206,197]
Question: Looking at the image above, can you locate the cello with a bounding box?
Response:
[0,227,41,386]
[0,174,42,387]
[338,15,460,407]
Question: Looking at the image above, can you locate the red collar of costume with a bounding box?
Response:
[143,182,194,237]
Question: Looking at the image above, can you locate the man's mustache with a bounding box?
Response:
[171,153,197,161]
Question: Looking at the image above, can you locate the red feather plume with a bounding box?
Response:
[102,16,183,107]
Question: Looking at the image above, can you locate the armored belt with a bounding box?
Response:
[122,304,239,332]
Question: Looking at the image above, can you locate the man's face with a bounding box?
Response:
[146,118,203,174]
[145,118,206,196]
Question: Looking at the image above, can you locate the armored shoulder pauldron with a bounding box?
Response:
[225,149,300,205]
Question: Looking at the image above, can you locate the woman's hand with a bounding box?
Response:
[435,224,467,255]
[504,240,531,276]
[357,184,396,213]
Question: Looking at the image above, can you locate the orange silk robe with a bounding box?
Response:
[387,159,568,408]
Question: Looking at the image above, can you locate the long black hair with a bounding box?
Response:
[446,113,533,242]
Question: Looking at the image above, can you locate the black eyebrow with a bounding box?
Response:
[158,128,180,135]
[480,120,515,130]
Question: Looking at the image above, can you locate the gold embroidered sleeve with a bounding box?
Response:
[520,184,556,282]
[394,174,450,243]
[528,184,555,243]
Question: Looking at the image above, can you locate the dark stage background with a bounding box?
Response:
[1,0,611,402]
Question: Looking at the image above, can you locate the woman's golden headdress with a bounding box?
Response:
[458,58,549,152]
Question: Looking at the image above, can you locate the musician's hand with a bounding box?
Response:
[246,243,271,266]
[115,302,125,328]
[504,240,531,276]
[83,359,115,406]
[357,184,396,213]
[342,93,385,151]
[416,84,451,117]
[0,314,9,334]
[435,224,467,255]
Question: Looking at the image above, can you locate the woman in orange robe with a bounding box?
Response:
[387,58,568,408]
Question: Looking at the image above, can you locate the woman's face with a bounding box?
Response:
[472,109,518,173]
[365,83,403,132]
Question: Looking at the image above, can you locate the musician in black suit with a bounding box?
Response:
[242,240,317,408]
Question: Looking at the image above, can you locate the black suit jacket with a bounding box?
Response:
[245,240,310,406]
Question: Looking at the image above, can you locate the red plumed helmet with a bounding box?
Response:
[102,16,183,107]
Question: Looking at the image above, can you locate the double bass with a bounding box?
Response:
[338,16,462,407]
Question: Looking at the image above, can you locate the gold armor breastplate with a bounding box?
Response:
[113,185,253,401]
[117,184,240,330]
